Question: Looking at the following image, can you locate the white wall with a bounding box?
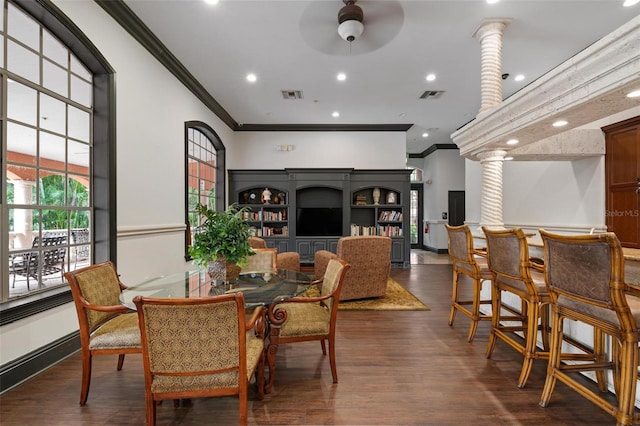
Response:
[230,131,406,169]
[416,149,466,250]
[502,158,605,231]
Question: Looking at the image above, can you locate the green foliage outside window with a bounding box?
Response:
[4,176,90,232]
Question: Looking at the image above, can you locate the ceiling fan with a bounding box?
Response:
[299,0,405,56]
[337,0,365,42]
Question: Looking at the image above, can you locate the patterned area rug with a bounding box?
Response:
[338,278,430,311]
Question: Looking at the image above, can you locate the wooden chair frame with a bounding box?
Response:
[65,261,142,405]
[539,230,639,425]
[274,258,350,383]
[134,293,266,425]
[445,224,493,342]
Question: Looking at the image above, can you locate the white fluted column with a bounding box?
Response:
[473,19,510,113]
[478,150,506,229]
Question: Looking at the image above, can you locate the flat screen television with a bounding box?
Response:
[296,207,342,236]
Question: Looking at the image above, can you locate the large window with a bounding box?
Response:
[185,121,225,258]
[1,0,114,310]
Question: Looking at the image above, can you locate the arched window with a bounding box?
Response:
[185,121,225,258]
[1,0,114,313]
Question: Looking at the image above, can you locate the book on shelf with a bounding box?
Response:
[355,194,368,205]
[350,224,376,236]
[242,211,261,221]
[262,225,288,237]
[378,210,403,222]
[376,225,403,237]
[351,223,403,237]
[263,210,286,221]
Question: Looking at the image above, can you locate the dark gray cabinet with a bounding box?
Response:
[228,168,411,267]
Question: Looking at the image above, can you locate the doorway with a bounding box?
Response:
[448,191,465,226]
[410,184,423,248]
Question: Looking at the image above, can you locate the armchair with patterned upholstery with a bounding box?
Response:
[321,236,391,301]
[248,236,300,271]
[274,258,350,383]
[134,293,265,425]
[65,261,142,406]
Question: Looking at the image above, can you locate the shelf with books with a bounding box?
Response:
[350,189,404,238]
[237,187,289,239]
[229,168,411,267]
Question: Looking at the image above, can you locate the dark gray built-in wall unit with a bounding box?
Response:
[228,169,411,267]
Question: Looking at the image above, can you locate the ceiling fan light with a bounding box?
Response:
[338,20,364,42]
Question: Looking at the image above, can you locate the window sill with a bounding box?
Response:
[0,287,73,326]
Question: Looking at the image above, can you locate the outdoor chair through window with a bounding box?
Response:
[11,234,67,290]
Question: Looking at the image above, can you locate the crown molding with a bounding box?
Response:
[95,0,238,129]
[235,123,412,132]
[408,144,458,158]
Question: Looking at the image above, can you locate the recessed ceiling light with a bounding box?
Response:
[552,120,568,127]
[506,139,519,145]
[398,112,407,117]
[422,132,429,138]
[425,73,436,82]
[332,111,340,118]
[204,0,219,4]
[514,74,525,82]
[246,73,257,83]
[337,73,346,81]
[504,156,514,161]
[623,0,639,7]
[487,0,500,4]
[627,89,640,98]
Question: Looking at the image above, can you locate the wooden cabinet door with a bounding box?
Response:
[605,117,640,248]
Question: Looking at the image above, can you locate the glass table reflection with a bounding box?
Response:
[121,268,315,393]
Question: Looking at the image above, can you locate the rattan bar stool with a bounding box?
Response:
[483,227,601,388]
[445,224,493,342]
[539,230,640,425]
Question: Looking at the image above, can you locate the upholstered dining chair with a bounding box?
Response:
[64,261,142,406]
[241,247,277,274]
[273,258,350,383]
[248,236,300,271]
[133,293,266,426]
[482,227,601,388]
[445,224,493,343]
[539,230,639,425]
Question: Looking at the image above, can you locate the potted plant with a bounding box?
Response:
[188,203,254,282]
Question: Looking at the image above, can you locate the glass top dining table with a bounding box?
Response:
[120,268,315,395]
[120,268,314,309]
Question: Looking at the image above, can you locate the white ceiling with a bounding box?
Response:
[121,0,639,155]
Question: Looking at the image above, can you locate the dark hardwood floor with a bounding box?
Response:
[0,263,618,425]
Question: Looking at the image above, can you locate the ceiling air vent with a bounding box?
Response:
[419,90,445,99]
[281,90,303,100]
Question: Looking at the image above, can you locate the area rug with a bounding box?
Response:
[338,278,430,311]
